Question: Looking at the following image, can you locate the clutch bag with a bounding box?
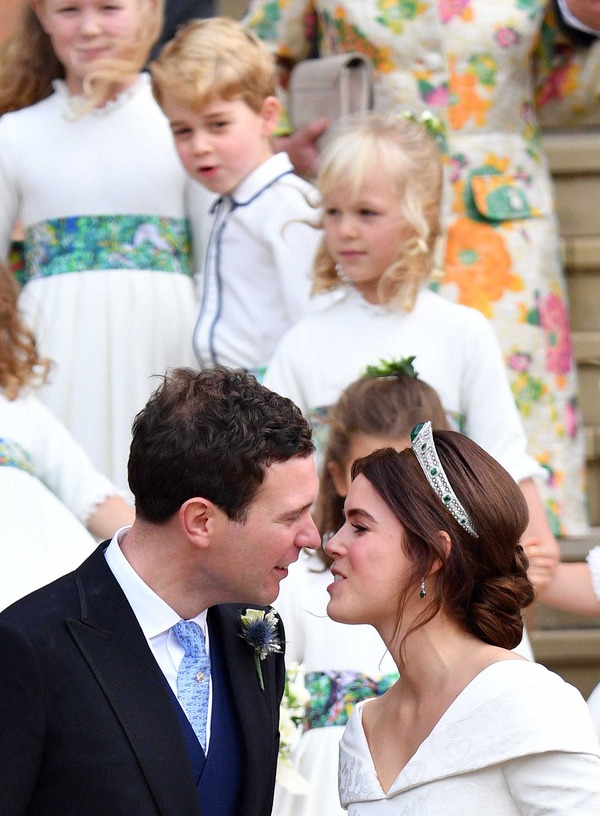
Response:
[288,52,375,135]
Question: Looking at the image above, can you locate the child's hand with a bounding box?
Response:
[522,536,557,591]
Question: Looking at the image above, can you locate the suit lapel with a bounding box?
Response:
[67,546,201,816]
[209,605,281,815]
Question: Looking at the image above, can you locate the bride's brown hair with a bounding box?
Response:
[353,431,534,659]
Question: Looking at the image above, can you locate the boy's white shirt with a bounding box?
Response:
[191,151,323,373]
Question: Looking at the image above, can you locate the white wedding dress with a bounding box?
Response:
[339,660,600,814]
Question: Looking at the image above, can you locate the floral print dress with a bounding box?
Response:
[246,0,600,534]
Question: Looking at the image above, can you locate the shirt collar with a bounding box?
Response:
[230,151,294,205]
[209,152,296,214]
[104,526,208,640]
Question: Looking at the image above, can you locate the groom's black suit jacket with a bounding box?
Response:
[0,544,285,816]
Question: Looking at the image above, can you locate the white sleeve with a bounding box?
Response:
[459,309,543,483]
[28,397,123,524]
[263,324,312,416]
[503,674,600,812]
[586,546,600,601]
[0,116,21,261]
[503,750,600,813]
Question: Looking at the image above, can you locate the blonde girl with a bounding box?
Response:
[0,262,133,610]
[0,0,202,492]
[263,111,560,592]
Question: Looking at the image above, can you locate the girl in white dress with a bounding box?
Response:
[0,263,133,611]
[0,0,201,492]
[326,424,600,814]
[264,112,559,594]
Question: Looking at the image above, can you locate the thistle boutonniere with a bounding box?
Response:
[239,609,282,691]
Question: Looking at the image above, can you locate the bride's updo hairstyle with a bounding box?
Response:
[352,431,534,656]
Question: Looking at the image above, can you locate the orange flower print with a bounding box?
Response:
[329,7,395,73]
[448,56,490,129]
[445,217,522,317]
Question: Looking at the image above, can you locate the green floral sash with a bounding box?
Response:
[304,669,398,730]
[0,438,34,476]
[22,215,191,282]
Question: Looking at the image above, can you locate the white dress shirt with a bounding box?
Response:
[104,526,213,747]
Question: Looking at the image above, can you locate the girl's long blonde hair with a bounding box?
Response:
[0,0,164,115]
[0,264,49,399]
[313,112,443,311]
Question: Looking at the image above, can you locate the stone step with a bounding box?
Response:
[563,235,600,271]
[584,427,600,461]
[544,132,600,174]
[528,629,600,699]
[572,331,600,363]
[558,527,600,560]
[531,529,600,699]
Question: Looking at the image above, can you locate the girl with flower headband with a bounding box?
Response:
[0,0,203,492]
[327,424,600,812]
[0,262,133,610]
[273,362,533,816]
[264,110,560,593]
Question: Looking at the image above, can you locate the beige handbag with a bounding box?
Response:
[288,52,375,135]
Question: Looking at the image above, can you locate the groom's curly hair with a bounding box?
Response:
[128,366,314,523]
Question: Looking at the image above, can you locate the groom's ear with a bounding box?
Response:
[179,497,219,549]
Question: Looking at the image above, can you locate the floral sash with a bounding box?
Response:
[22,215,191,282]
[304,669,398,730]
[0,438,34,476]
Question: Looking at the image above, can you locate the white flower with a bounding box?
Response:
[277,662,310,794]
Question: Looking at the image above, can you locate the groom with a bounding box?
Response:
[0,367,320,816]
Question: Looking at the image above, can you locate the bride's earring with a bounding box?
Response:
[419,577,426,599]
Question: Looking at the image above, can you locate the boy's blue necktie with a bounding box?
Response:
[173,619,211,752]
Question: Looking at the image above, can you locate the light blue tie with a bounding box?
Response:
[173,619,211,751]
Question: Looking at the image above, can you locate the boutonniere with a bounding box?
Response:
[239,608,282,691]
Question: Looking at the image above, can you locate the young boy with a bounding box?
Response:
[151,17,321,379]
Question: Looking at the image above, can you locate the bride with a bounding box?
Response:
[326,422,600,814]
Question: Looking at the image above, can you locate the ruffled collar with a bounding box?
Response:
[331,283,392,317]
[53,72,148,118]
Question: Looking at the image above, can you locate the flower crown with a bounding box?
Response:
[399,110,447,153]
[364,356,419,380]
[410,421,479,538]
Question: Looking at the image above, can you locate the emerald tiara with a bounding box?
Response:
[410,421,479,538]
